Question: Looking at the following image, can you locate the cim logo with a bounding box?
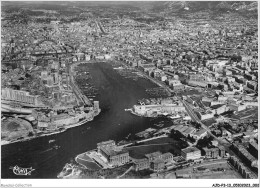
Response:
[9,165,35,176]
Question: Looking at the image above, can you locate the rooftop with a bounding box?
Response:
[181,147,200,154]
[97,140,115,147]
[152,158,164,164]
[145,151,162,159]
[100,146,128,157]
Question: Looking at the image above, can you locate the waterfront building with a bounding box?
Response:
[97,140,116,152]
[135,128,156,138]
[37,121,49,130]
[93,101,100,112]
[85,55,91,61]
[104,54,111,60]
[181,147,201,161]
[133,103,186,117]
[99,146,129,166]
[50,112,86,127]
[138,63,155,72]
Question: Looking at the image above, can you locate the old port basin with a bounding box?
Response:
[58,58,257,179]
[1,1,258,180]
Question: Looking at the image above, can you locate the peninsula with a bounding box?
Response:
[1,59,101,145]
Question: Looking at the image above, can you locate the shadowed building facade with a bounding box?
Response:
[99,146,129,166]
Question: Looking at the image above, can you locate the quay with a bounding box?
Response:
[118,60,172,96]
[70,61,93,106]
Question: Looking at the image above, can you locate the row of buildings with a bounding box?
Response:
[94,140,228,173]
[1,88,42,107]
[133,100,186,117]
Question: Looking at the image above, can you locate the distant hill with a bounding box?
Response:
[151,1,258,12]
[2,1,258,15]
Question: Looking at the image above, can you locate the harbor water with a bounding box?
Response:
[1,62,172,179]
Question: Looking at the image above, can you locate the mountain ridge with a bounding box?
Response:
[152,1,258,12]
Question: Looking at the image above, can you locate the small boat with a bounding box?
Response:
[125,133,131,139]
[53,145,60,150]
[158,124,164,127]
[49,139,55,144]
[39,148,53,154]
[113,66,124,70]
[169,115,181,119]
[81,127,91,134]
[162,112,169,116]
[155,123,164,127]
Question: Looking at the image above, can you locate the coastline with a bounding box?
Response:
[117,59,172,96]
[58,134,169,179]
[126,108,150,118]
[1,61,101,146]
[126,108,159,118]
[1,110,101,146]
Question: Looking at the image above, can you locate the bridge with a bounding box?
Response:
[30,51,75,56]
